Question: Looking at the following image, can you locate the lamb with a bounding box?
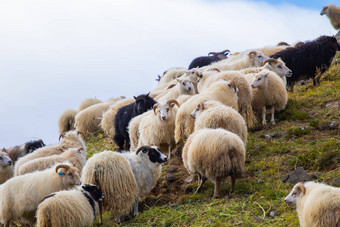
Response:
[201,50,269,72]
[0,151,13,185]
[14,130,86,176]
[156,67,187,86]
[138,99,180,158]
[58,109,78,136]
[175,80,239,144]
[2,139,45,163]
[82,146,167,219]
[198,70,255,127]
[0,164,81,226]
[75,98,123,138]
[18,147,87,176]
[156,78,195,103]
[114,93,156,150]
[188,49,230,69]
[271,35,340,87]
[285,181,340,227]
[78,98,103,112]
[100,98,135,139]
[251,70,288,125]
[190,100,247,144]
[240,58,292,86]
[36,184,104,227]
[321,4,340,30]
[182,128,246,199]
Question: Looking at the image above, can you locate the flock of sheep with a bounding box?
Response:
[1,5,340,226]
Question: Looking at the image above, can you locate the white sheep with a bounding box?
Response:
[100,98,135,139]
[250,70,288,125]
[175,80,239,144]
[157,67,187,86]
[156,78,195,103]
[78,98,103,112]
[0,151,13,185]
[58,109,78,136]
[36,184,104,227]
[182,128,246,199]
[0,164,81,226]
[285,181,340,227]
[240,58,292,86]
[82,146,167,219]
[190,100,247,144]
[128,111,151,151]
[14,130,86,176]
[201,50,269,72]
[138,99,180,158]
[18,147,87,176]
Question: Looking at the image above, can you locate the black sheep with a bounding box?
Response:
[271,36,340,87]
[188,49,230,69]
[24,139,45,153]
[114,93,156,150]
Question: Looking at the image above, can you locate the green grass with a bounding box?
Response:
[88,59,340,226]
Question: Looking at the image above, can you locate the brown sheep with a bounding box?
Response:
[321,4,340,30]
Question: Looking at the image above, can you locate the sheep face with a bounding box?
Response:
[252,73,268,88]
[177,78,194,94]
[24,139,45,154]
[284,182,306,206]
[137,146,167,164]
[190,102,205,119]
[248,51,269,67]
[56,165,82,186]
[133,93,154,115]
[82,184,104,201]
[320,5,329,15]
[0,151,12,167]
[153,100,180,122]
[265,58,292,77]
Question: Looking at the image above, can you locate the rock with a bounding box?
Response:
[325,100,340,109]
[269,212,275,217]
[332,177,340,186]
[281,166,311,184]
[262,132,279,139]
[184,176,194,184]
[166,173,176,182]
[167,166,177,173]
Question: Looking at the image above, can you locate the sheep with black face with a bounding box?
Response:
[188,49,230,69]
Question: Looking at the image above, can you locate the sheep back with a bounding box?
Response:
[58,109,78,135]
[78,98,103,112]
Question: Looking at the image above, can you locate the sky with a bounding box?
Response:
[0,0,337,148]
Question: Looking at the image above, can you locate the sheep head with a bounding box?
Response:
[284,182,306,206]
[153,99,180,121]
[56,164,81,186]
[262,58,292,77]
[248,51,269,67]
[82,184,104,201]
[176,78,194,94]
[190,101,206,119]
[136,146,167,164]
[0,151,12,167]
[208,49,230,60]
[320,5,329,15]
[134,93,156,115]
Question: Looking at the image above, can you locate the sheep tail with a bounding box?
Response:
[245,105,256,128]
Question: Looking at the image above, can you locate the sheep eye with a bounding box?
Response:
[292,192,297,196]
[166,108,169,112]
[182,83,185,85]
[68,173,73,176]
[278,66,282,69]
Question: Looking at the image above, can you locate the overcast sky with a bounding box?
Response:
[0,0,336,148]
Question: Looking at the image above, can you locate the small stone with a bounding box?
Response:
[185,176,194,184]
[166,173,176,182]
[282,166,311,184]
[332,177,340,186]
[269,212,275,217]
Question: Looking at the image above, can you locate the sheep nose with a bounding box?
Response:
[162,116,166,121]
[188,87,192,91]
[7,160,12,166]
[190,114,195,119]
[163,157,168,162]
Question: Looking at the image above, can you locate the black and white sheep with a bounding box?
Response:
[271,35,340,87]
[36,184,104,227]
[0,151,13,185]
[82,146,167,220]
[188,50,230,69]
[114,93,156,150]
[0,164,81,226]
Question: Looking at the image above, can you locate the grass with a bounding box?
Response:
[87,56,340,226]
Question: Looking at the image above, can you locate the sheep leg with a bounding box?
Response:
[270,106,276,125]
[133,199,139,217]
[229,175,236,194]
[195,174,207,194]
[261,106,266,125]
[167,145,172,160]
[213,178,222,199]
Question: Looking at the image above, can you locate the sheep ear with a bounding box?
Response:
[2,148,7,153]
[133,96,137,100]
[146,92,150,97]
[248,51,256,57]
[295,182,306,195]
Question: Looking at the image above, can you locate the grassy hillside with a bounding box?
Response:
[88,55,340,226]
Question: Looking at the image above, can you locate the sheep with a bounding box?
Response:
[182,128,246,199]
[256,45,289,57]
[78,98,103,112]
[100,98,134,139]
[250,70,288,125]
[0,152,13,185]
[75,98,123,138]
[175,80,239,144]
[271,35,340,87]
[321,4,340,30]
[114,93,156,150]
[58,109,78,136]
[188,49,230,69]
[82,146,167,219]
[190,100,247,144]
[156,67,187,86]
[198,70,255,127]
[138,99,180,158]
[2,139,45,163]
[0,164,81,226]
[240,58,292,86]
[285,181,340,227]
[36,184,104,227]
[128,111,151,151]
[14,130,86,176]
[156,78,196,103]
[201,50,269,72]
[18,147,87,176]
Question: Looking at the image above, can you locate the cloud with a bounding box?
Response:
[0,0,335,147]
